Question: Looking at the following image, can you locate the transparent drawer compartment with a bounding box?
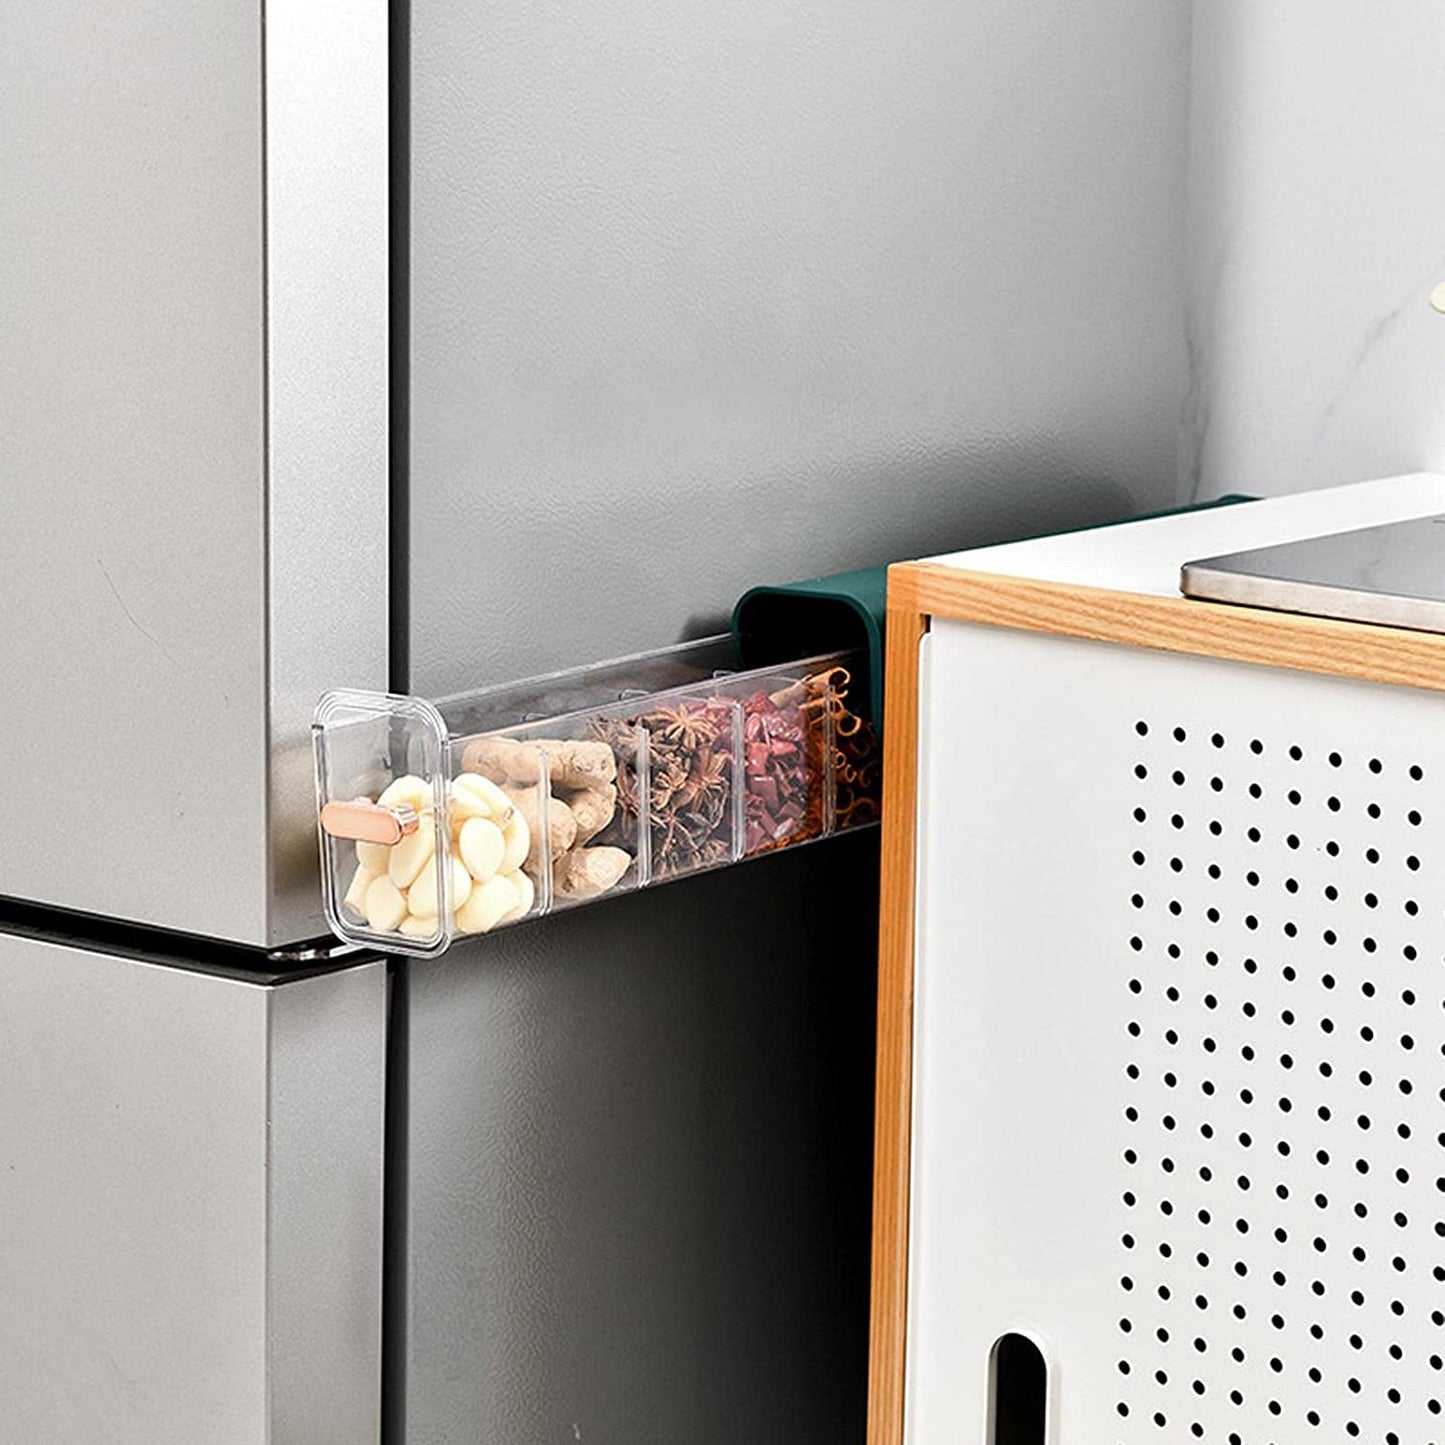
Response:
[313,637,879,955]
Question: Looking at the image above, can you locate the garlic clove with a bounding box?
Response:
[458,816,505,883]
[500,808,530,872]
[450,857,473,910]
[451,772,514,825]
[355,839,391,874]
[407,862,441,918]
[388,814,437,889]
[378,774,433,813]
[449,775,494,822]
[363,875,407,932]
[502,869,535,922]
[398,914,439,939]
[343,862,375,916]
[455,873,518,934]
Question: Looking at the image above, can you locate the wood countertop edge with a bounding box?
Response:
[897,561,1445,693]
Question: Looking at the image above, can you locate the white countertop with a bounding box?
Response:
[922,473,1445,597]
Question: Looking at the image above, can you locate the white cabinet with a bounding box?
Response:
[871,474,1445,1443]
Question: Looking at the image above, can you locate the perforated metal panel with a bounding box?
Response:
[1120,723,1444,1442]
[907,619,1445,1445]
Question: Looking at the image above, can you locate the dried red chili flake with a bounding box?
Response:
[737,686,822,854]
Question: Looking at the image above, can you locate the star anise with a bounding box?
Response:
[649,753,690,810]
[652,704,718,752]
[668,746,726,810]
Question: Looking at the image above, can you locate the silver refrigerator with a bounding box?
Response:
[0,0,1189,1440]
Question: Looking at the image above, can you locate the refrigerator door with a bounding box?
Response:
[0,0,389,948]
[0,929,387,1444]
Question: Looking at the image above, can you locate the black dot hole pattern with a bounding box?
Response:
[1120,725,1443,1441]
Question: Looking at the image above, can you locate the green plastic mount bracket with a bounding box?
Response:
[731,494,1256,726]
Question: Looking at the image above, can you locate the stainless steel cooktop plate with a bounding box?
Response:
[1181,515,1445,633]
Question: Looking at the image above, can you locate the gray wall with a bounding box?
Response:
[409,0,1191,694]
[402,0,1193,1440]
[1184,1,1445,500]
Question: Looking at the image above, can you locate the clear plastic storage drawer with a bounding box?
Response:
[313,638,880,955]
